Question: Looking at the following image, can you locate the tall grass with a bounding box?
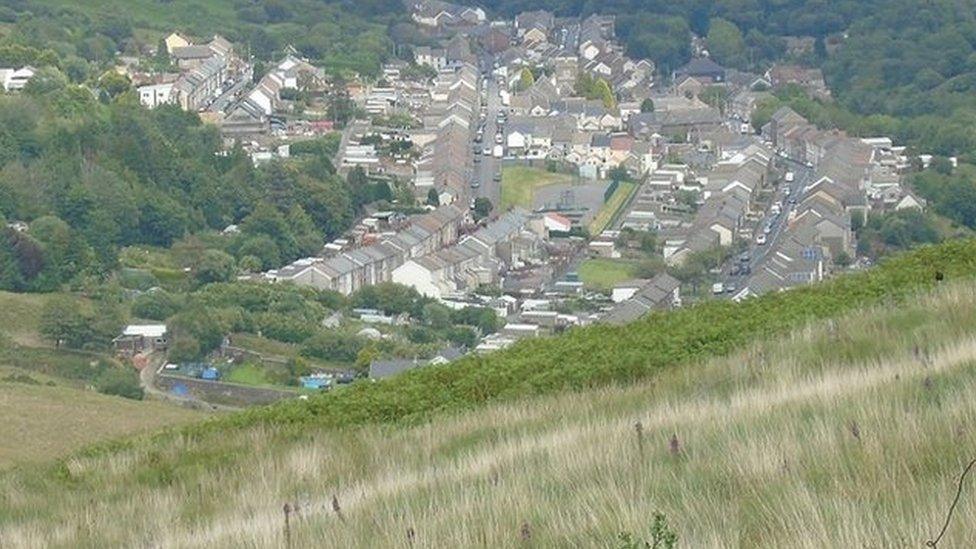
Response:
[5,281,976,546]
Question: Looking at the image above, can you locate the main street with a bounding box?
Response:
[472,58,506,207]
[722,156,815,292]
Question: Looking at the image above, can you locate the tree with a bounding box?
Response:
[195,249,236,284]
[706,18,747,68]
[473,197,493,221]
[301,330,365,362]
[834,251,852,267]
[700,86,728,113]
[426,187,440,207]
[168,334,201,363]
[39,296,89,348]
[930,156,954,175]
[95,368,144,400]
[98,71,131,100]
[350,282,424,316]
[517,67,535,91]
[640,98,655,113]
[595,78,615,109]
[132,290,182,320]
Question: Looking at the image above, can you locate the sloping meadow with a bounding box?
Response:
[5,240,976,546]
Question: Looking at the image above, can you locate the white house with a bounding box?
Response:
[392,259,443,298]
[138,83,175,108]
[507,129,528,150]
[0,66,35,92]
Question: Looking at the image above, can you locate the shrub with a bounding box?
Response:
[301,331,365,362]
[95,367,144,400]
[131,290,182,320]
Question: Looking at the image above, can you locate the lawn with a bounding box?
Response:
[224,363,275,387]
[577,258,637,290]
[500,166,575,209]
[589,181,637,235]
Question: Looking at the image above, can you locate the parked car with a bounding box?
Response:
[756,234,767,245]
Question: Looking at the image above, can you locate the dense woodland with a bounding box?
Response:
[0,84,393,292]
[0,0,400,76]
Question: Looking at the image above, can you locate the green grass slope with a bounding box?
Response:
[0,381,200,469]
[5,267,976,546]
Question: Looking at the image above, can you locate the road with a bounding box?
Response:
[208,76,251,113]
[722,156,815,293]
[472,69,505,206]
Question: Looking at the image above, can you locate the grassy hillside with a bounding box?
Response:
[0,291,203,468]
[0,380,199,468]
[0,291,51,346]
[5,276,976,545]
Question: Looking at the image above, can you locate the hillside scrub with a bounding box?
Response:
[6,271,976,545]
[210,239,976,431]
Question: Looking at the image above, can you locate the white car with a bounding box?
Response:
[482,147,492,156]
[756,234,767,245]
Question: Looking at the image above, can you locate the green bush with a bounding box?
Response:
[131,290,182,321]
[300,330,365,362]
[95,367,144,400]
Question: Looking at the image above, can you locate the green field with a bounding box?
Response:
[224,363,275,386]
[578,258,637,290]
[500,166,575,209]
[0,380,200,469]
[589,181,637,235]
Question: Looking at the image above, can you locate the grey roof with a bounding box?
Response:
[172,45,216,60]
[676,58,726,78]
[603,273,681,325]
[369,347,463,379]
[369,358,422,379]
